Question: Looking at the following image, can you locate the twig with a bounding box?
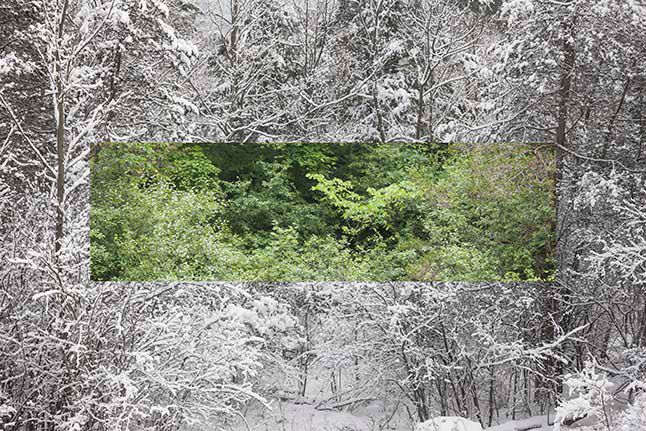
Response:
[0,93,57,178]
[316,396,376,411]
[554,142,645,173]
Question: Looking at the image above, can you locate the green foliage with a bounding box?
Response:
[408,144,556,281]
[90,143,236,281]
[90,142,555,281]
[308,172,423,246]
[91,183,246,281]
[165,145,222,191]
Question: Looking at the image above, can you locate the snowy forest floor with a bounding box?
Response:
[220,362,628,431]
[227,401,565,431]
[227,402,621,431]
[220,363,594,431]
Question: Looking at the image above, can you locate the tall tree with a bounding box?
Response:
[490,0,646,408]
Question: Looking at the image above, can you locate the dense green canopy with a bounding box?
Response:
[90,142,555,281]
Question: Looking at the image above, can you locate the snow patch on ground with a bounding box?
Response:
[486,415,553,431]
[229,402,607,431]
[416,416,482,431]
[233,401,376,431]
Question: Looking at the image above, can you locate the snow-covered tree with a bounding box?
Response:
[1,0,201,282]
[399,0,491,144]
[191,0,303,141]
[276,283,584,426]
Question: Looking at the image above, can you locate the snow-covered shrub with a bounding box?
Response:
[561,166,646,431]
[617,392,646,431]
[555,359,646,431]
[554,361,614,430]
[415,416,482,431]
[0,268,299,431]
[276,282,565,426]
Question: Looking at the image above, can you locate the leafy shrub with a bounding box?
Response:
[91,183,245,281]
[409,143,555,281]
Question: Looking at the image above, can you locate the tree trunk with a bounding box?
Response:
[427,81,434,148]
[638,79,645,160]
[54,1,69,260]
[554,15,575,190]
[543,6,577,406]
[373,79,386,143]
[416,84,424,141]
[55,76,65,258]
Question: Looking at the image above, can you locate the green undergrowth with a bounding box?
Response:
[90,142,555,281]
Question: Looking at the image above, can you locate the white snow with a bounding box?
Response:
[114,9,130,25]
[0,52,35,75]
[386,39,405,54]
[153,0,170,18]
[231,401,376,431]
[500,0,535,25]
[416,416,483,431]
[31,289,61,301]
[486,415,553,431]
[0,404,16,416]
